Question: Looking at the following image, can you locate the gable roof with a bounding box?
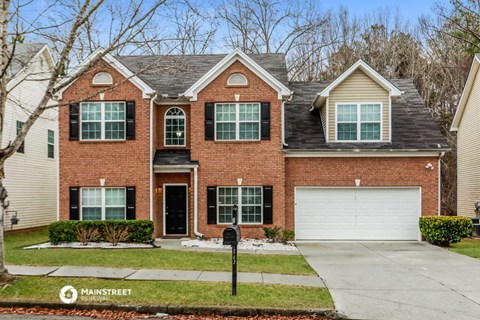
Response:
[451,54,480,131]
[312,60,402,108]
[8,43,51,78]
[285,79,448,151]
[55,48,155,100]
[117,50,291,100]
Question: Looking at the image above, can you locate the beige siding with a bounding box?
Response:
[457,71,480,217]
[327,69,390,142]
[2,49,57,230]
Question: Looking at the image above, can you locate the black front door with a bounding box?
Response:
[165,185,187,235]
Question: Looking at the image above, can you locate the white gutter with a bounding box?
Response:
[193,166,203,238]
[149,94,157,222]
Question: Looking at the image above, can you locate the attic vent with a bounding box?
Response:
[92,72,113,85]
[227,73,248,86]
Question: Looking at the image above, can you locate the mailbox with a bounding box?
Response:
[223,225,241,246]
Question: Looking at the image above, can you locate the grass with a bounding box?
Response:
[5,228,315,276]
[0,276,333,309]
[449,238,480,258]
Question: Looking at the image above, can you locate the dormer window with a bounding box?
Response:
[92,72,113,85]
[336,103,382,141]
[227,73,248,86]
[165,107,186,146]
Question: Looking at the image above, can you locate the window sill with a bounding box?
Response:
[213,140,262,144]
[78,140,126,144]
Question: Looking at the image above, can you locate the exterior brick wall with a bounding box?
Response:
[285,156,439,230]
[59,60,151,222]
[190,60,286,238]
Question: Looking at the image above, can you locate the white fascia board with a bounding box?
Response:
[451,55,480,131]
[182,48,292,101]
[55,48,155,100]
[284,150,447,158]
[313,60,402,109]
[153,164,199,173]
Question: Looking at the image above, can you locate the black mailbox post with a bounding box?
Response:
[223,205,240,296]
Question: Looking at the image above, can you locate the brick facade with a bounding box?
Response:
[59,56,441,240]
[59,60,151,221]
[285,157,439,230]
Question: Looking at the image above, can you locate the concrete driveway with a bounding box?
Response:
[297,241,480,320]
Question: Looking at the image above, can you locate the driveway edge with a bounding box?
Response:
[0,301,343,319]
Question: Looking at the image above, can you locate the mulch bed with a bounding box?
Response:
[0,307,330,319]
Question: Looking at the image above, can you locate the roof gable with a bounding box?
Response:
[313,60,402,108]
[451,55,480,131]
[55,48,155,100]
[182,48,292,101]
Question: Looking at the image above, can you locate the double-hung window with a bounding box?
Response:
[16,121,25,153]
[218,187,262,224]
[80,102,125,140]
[336,103,382,141]
[215,103,260,140]
[81,187,126,220]
[47,129,54,159]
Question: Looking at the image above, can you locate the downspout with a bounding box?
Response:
[193,166,203,238]
[438,151,445,216]
[282,94,293,147]
[149,93,157,222]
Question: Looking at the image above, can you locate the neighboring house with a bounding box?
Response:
[3,43,57,230]
[451,54,480,217]
[56,49,447,240]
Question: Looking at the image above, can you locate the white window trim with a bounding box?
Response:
[335,102,383,142]
[80,187,126,220]
[217,186,263,225]
[164,107,186,147]
[227,73,248,86]
[92,72,113,85]
[47,129,54,159]
[80,101,126,141]
[214,102,261,141]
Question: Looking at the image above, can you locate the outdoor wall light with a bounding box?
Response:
[155,187,163,194]
[176,131,183,138]
[425,163,434,170]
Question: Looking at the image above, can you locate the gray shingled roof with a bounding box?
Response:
[285,79,448,150]
[153,150,198,166]
[116,53,288,97]
[9,43,46,77]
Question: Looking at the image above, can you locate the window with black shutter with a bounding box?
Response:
[207,186,217,224]
[69,187,80,220]
[126,101,136,140]
[263,186,273,224]
[126,186,136,220]
[205,103,215,140]
[261,102,270,140]
[69,103,79,140]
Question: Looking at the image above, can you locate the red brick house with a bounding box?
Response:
[56,49,448,240]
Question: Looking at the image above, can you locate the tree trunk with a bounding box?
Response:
[0,165,14,283]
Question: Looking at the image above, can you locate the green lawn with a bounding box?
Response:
[5,228,315,276]
[0,276,332,309]
[449,238,480,258]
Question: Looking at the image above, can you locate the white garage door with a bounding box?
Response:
[295,187,421,240]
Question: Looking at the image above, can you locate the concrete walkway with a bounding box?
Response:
[5,265,324,288]
[297,241,480,320]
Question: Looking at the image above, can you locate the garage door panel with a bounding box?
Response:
[295,188,421,240]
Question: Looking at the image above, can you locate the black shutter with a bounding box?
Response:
[126,186,136,220]
[69,187,79,220]
[126,101,136,140]
[261,102,270,140]
[263,186,273,224]
[69,103,79,141]
[205,102,215,140]
[207,186,217,224]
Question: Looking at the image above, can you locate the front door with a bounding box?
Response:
[165,185,187,235]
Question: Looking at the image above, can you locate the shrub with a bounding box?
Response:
[48,220,154,245]
[419,216,472,246]
[76,222,101,245]
[49,221,78,244]
[280,229,295,243]
[263,226,281,242]
[103,222,130,246]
